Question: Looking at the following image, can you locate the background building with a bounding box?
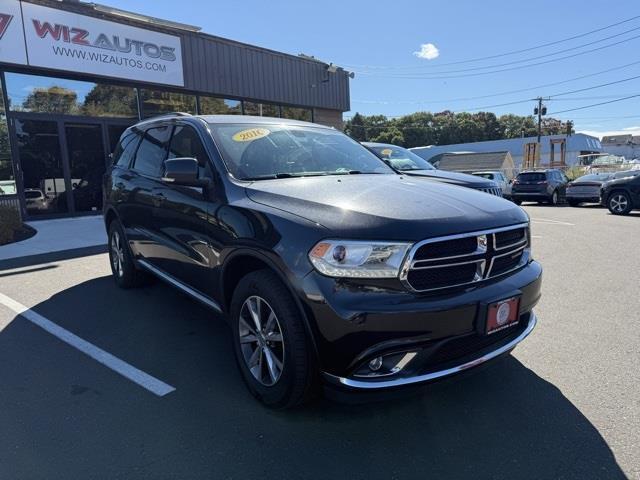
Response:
[411,133,601,169]
[0,0,351,219]
[600,135,640,160]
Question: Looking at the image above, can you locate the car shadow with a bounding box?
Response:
[0,276,628,479]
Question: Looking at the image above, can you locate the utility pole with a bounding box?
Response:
[534,97,548,143]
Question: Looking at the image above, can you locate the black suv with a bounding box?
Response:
[104,114,542,408]
[363,142,503,197]
[600,170,640,215]
[511,169,569,206]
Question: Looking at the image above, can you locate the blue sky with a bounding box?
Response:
[78,1,640,136]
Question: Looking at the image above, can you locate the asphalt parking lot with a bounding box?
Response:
[0,205,638,480]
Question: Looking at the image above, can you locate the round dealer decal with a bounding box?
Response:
[496,302,511,326]
[232,128,271,142]
[380,148,393,157]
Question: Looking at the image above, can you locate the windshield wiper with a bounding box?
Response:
[242,172,328,181]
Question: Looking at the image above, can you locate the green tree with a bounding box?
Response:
[22,86,79,114]
[371,126,404,145]
[82,84,137,117]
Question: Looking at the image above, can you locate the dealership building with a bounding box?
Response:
[0,0,351,219]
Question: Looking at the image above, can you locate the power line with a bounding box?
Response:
[351,59,640,105]
[359,25,640,76]
[341,15,640,70]
[356,34,640,79]
[548,94,640,115]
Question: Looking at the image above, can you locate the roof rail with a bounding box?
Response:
[136,112,193,124]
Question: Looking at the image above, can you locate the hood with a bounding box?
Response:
[245,175,527,241]
[402,169,497,188]
[603,175,636,189]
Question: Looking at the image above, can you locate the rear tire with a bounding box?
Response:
[607,191,633,215]
[231,270,317,409]
[108,221,149,288]
[549,190,559,206]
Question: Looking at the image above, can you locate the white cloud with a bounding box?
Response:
[578,127,640,139]
[413,43,439,60]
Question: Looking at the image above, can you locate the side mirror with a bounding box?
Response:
[162,158,209,187]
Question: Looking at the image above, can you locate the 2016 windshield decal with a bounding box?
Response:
[31,19,176,61]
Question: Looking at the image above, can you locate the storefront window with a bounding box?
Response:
[0,89,15,196]
[199,96,242,115]
[5,73,137,118]
[140,89,196,118]
[243,102,280,118]
[281,106,312,122]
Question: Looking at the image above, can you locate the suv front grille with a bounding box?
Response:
[401,224,529,293]
[477,186,503,197]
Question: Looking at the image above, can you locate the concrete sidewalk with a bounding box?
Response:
[0,216,107,268]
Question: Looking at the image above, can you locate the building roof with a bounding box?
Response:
[601,135,633,145]
[410,133,601,161]
[435,151,515,173]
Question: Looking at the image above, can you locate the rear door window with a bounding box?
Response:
[132,126,172,177]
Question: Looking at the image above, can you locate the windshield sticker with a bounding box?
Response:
[381,148,393,156]
[232,128,271,142]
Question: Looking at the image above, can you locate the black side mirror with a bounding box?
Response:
[162,158,209,187]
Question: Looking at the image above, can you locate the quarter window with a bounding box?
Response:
[133,126,172,177]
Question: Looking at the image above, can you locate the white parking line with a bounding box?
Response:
[530,218,575,226]
[0,292,175,397]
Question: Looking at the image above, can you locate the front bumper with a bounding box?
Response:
[323,311,536,390]
[299,260,542,386]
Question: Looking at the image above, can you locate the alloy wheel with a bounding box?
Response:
[110,230,125,278]
[238,296,285,386]
[609,194,628,213]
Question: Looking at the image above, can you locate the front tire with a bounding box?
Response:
[231,270,317,409]
[607,191,633,215]
[549,190,559,206]
[108,221,148,288]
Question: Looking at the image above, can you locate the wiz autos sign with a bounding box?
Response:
[17,2,184,86]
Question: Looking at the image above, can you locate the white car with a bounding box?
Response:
[471,171,511,198]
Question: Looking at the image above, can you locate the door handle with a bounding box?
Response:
[152,192,166,207]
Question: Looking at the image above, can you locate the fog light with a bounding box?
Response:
[368,356,383,371]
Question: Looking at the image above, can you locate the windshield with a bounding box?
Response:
[210,124,394,180]
[472,173,494,180]
[575,173,612,182]
[367,145,436,171]
[613,170,640,179]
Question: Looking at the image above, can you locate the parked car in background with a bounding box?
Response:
[24,188,48,212]
[363,142,503,197]
[511,169,569,206]
[600,170,640,215]
[566,173,613,206]
[104,114,541,408]
[471,171,511,199]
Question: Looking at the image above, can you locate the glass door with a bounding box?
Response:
[64,123,107,213]
[14,119,70,216]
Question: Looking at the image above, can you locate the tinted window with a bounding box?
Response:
[139,89,196,118]
[113,131,141,167]
[367,145,435,171]
[243,102,280,117]
[199,97,242,115]
[210,124,394,180]
[517,172,546,182]
[133,126,171,177]
[281,106,312,122]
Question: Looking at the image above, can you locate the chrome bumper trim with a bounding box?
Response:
[323,312,537,390]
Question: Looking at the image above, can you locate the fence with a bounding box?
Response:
[0,195,22,222]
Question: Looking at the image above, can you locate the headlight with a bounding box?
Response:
[308,240,412,278]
